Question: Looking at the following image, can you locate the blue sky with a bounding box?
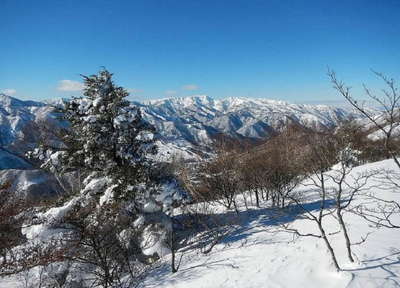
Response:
[1,0,399,103]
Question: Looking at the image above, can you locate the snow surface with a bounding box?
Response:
[140,159,400,288]
[1,159,400,287]
[368,124,400,141]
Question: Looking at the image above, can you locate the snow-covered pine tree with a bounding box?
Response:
[22,69,186,284]
[59,69,157,199]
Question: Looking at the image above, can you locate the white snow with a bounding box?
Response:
[99,184,117,206]
[152,140,200,162]
[135,95,368,149]
[143,201,162,213]
[141,225,171,258]
[1,159,400,288]
[134,215,145,228]
[140,159,400,288]
[22,197,79,240]
[368,124,400,141]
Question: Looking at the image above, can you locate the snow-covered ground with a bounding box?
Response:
[1,159,399,287]
[141,159,400,288]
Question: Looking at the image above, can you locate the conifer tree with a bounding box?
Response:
[25,69,186,284]
[59,69,157,199]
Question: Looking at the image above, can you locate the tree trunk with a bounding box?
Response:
[255,189,260,208]
[171,230,178,273]
[243,194,249,210]
[233,199,239,214]
[337,208,354,262]
[318,222,341,271]
[391,152,400,170]
[261,189,266,201]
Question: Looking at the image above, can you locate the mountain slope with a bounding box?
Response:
[0,94,61,151]
[0,148,32,169]
[139,159,400,288]
[136,95,364,147]
[0,94,367,167]
[4,159,396,287]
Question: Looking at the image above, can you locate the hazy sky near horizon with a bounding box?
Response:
[1,0,399,103]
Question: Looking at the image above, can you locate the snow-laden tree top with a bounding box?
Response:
[61,69,157,175]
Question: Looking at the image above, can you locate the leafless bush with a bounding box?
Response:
[199,149,243,213]
[329,69,400,169]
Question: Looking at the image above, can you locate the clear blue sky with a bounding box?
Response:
[1,0,399,103]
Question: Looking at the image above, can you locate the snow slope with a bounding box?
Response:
[0,160,399,287]
[140,159,400,288]
[0,93,46,148]
[0,94,65,168]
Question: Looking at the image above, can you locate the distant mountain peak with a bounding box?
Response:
[0,93,44,108]
[134,94,369,147]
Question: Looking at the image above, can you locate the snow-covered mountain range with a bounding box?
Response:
[0,94,64,151]
[135,95,361,146]
[0,93,366,168]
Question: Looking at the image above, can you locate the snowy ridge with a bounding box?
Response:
[0,94,367,167]
[0,94,58,149]
[135,95,366,146]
